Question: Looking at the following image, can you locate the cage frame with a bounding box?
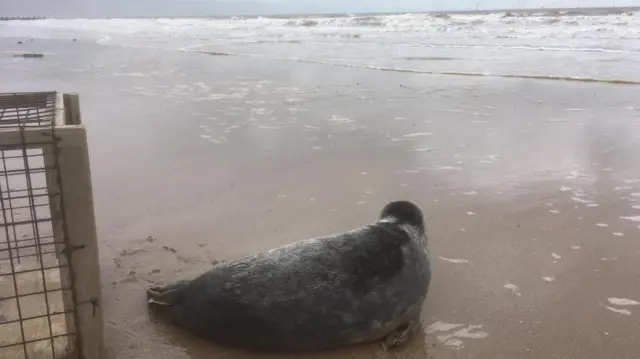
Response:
[0,91,104,359]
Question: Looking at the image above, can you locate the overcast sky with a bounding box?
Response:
[1,0,635,18]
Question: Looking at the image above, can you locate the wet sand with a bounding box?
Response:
[1,40,640,358]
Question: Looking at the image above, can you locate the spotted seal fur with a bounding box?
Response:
[147,200,431,352]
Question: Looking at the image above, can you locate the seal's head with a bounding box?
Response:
[379,201,425,234]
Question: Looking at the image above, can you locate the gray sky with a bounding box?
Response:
[1,0,636,18]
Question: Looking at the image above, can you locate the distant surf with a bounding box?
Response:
[2,7,640,83]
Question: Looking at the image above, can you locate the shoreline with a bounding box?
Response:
[3,35,640,86]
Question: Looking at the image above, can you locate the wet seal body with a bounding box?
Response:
[147,201,431,352]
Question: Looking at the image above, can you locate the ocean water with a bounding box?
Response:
[2,9,640,83]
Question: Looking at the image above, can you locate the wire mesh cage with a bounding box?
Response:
[0,92,104,359]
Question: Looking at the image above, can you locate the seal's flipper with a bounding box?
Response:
[382,322,418,350]
[146,280,191,306]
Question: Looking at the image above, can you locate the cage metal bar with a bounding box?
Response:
[0,333,76,350]
[0,126,86,149]
[1,150,24,264]
[19,112,58,359]
[0,264,68,277]
[0,92,56,128]
[0,246,57,258]
[2,190,58,203]
[0,217,55,228]
[1,153,44,161]
[0,235,55,246]
[0,92,55,110]
[0,249,58,261]
[2,105,56,358]
[0,179,29,358]
[0,107,55,120]
[0,201,49,212]
[0,239,63,253]
[2,166,55,176]
[0,238,58,261]
[1,92,68,359]
[0,285,71,301]
[0,308,76,328]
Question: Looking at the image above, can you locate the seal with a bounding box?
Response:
[147,200,431,352]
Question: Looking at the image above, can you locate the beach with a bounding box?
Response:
[1,9,640,358]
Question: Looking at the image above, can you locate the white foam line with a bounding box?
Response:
[608,298,639,306]
[542,276,555,282]
[606,306,632,316]
[410,146,431,152]
[614,186,633,191]
[436,325,488,349]
[552,253,562,260]
[434,166,462,171]
[439,256,469,264]
[328,115,353,123]
[621,216,640,222]
[565,170,587,180]
[426,321,465,334]
[403,132,433,137]
[571,197,592,204]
